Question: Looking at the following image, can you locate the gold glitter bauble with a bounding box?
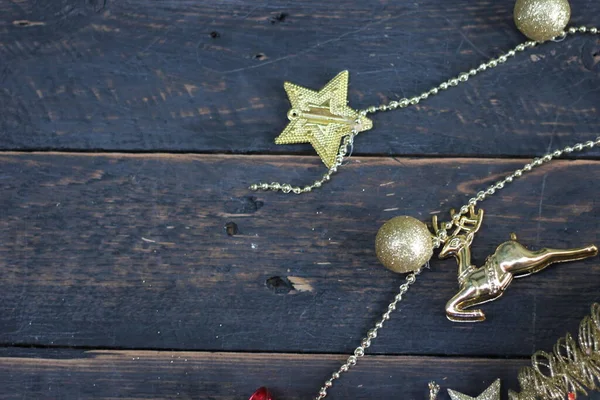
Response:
[514,0,571,42]
[375,216,433,274]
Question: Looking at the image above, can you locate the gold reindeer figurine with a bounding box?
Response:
[432,206,598,323]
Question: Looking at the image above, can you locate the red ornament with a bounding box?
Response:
[568,393,576,400]
[249,387,273,400]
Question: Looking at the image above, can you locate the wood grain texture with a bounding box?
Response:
[0,0,599,156]
[2,1,600,396]
[0,348,532,400]
[0,153,598,357]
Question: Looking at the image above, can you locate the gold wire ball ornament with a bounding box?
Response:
[508,303,600,399]
[375,216,433,273]
[429,304,600,400]
[514,0,571,42]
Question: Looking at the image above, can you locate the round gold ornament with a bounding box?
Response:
[514,0,571,42]
[375,216,433,274]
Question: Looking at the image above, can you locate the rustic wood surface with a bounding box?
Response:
[0,348,532,400]
[0,0,599,399]
[1,0,599,157]
[0,154,599,399]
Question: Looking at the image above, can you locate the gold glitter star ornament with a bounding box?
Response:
[447,379,501,400]
[274,71,373,168]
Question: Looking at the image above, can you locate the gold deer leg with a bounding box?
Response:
[446,265,507,322]
[445,285,487,322]
[500,243,598,278]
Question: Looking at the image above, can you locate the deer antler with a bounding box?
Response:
[431,214,443,237]
[432,206,484,243]
[452,205,484,237]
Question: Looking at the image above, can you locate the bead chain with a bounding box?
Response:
[249,134,356,194]
[315,268,423,400]
[358,26,596,118]
[433,136,600,242]
[250,26,598,194]
[313,135,600,400]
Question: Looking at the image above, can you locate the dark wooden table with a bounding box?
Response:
[1,0,599,399]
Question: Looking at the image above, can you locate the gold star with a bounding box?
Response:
[274,71,373,168]
[447,379,501,400]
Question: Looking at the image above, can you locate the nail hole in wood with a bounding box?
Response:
[224,196,264,214]
[270,12,288,24]
[210,31,220,39]
[224,222,239,236]
[255,53,267,60]
[266,276,295,294]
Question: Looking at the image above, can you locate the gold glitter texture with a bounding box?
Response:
[274,71,373,168]
[448,379,501,400]
[509,303,600,399]
[375,216,433,274]
[514,0,571,42]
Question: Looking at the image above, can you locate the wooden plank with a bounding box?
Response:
[0,153,598,356]
[0,347,530,399]
[1,0,599,156]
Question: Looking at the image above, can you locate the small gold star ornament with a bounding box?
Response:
[447,379,501,400]
[251,28,597,194]
[274,71,373,168]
